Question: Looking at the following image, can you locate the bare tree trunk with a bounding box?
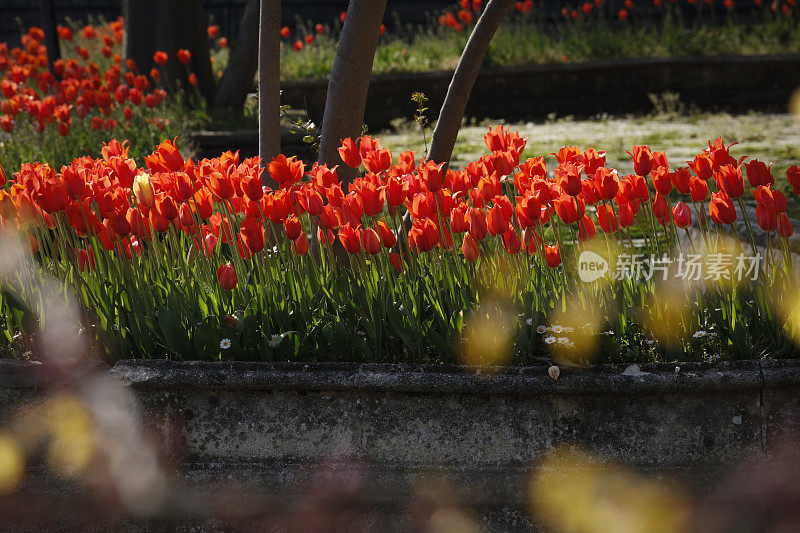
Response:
[317,0,387,183]
[123,0,215,103]
[427,0,512,165]
[39,0,60,72]
[259,0,281,186]
[213,0,260,111]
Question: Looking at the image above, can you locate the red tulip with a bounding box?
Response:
[627,145,652,176]
[176,49,192,65]
[468,208,487,241]
[778,212,794,239]
[652,167,672,196]
[339,223,362,254]
[462,232,479,262]
[577,215,596,241]
[597,204,618,233]
[744,159,774,188]
[77,247,95,272]
[554,195,583,225]
[672,201,691,229]
[294,233,309,255]
[420,161,446,193]
[555,162,582,196]
[503,228,522,254]
[709,191,736,225]
[362,148,392,173]
[337,138,361,168]
[688,153,714,181]
[515,194,541,228]
[363,227,382,255]
[713,165,744,199]
[389,252,403,273]
[376,221,397,248]
[689,176,708,202]
[217,263,237,290]
[756,204,777,232]
[618,201,636,228]
[284,214,303,240]
[450,204,469,234]
[544,244,561,268]
[153,51,167,66]
[268,154,304,189]
[240,218,265,253]
[594,167,619,201]
[408,218,439,252]
[787,165,800,195]
[652,193,669,224]
[487,203,510,236]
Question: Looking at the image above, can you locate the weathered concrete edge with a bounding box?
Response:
[3,358,798,395]
[105,358,794,395]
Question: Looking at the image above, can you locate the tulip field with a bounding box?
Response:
[2,12,800,366]
[2,124,800,365]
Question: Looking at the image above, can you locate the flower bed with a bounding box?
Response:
[1,127,799,364]
[0,20,201,173]
[274,1,800,80]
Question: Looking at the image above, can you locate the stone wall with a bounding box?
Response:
[2,358,800,530]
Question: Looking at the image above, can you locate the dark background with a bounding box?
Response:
[0,1,450,46]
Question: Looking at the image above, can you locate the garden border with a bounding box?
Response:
[3,357,800,531]
[280,54,800,129]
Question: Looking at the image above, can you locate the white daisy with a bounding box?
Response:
[551,325,564,334]
[557,337,570,344]
[544,336,556,344]
[356,330,366,336]
[693,330,707,338]
[562,326,574,333]
[526,318,534,326]
[536,325,549,334]
[271,334,280,342]
[220,338,231,350]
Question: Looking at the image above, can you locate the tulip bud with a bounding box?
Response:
[672,201,692,229]
[217,263,237,290]
[224,314,238,328]
[462,232,479,262]
[133,173,155,207]
[363,227,381,255]
[778,212,794,239]
[284,215,302,240]
[294,233,309,256]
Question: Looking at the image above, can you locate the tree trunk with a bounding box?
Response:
[259,0,281,186]
[39,0,60,72]
[316,0,387,183]
[213,0,260,112]
[427,0,512,165]
[123,0,216,103]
